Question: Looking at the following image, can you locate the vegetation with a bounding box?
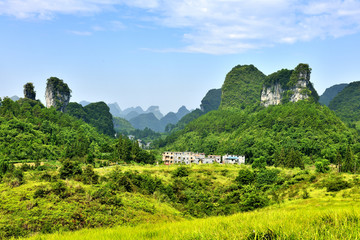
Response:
[66,101,115,137]
[329,81,360,130]
[200,88,221,113]
[263,64,319,104]
[319,83,348,106]
[220,64,266,110]
[0,164,357,240]
[164,101,359,171]
[0,97,154,163]
[113,116,135,133]
[45,77,71,112]
[129,113,163,132]
[23,83,36,100]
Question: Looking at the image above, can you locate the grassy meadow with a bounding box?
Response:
[0,163,357,240]
[23,187,360,239]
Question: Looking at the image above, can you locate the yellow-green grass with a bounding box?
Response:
[22,189,360,240]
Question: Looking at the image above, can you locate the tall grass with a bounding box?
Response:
[24,196,360,240]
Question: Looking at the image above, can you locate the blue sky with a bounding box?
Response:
[1,0,360,114]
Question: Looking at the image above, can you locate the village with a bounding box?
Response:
[162,151,245,165]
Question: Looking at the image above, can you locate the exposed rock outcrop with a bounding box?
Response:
[261,64,318,107]
[45,77,71,112]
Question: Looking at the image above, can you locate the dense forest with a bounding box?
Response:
[328,81,360,129]
[0,97,155,164]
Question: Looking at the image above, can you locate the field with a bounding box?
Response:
[24,190,360,239]
[1,164,360,239]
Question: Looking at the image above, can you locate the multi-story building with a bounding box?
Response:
[162,152,245,165]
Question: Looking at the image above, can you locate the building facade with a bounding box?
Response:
[162,152,245,165]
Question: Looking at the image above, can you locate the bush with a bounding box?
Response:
[255,169,280,187]
[239,185,269,211]
[322,175,351,192]
[172,166,190,178]
[252,156,267,170]
[315,158,330,173]
[82,165,99,185]
[235,168,255,185]
[51,180,68,198]
[59,159,83,179]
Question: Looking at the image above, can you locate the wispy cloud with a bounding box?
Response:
[69,30,92,36]
[1,0,360,54]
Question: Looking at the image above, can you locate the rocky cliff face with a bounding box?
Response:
[45,77,71,112]
[260,64,317,107]
[260,83,283,107]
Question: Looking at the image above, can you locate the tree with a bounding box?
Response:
[59,159,83,179]
[315,158,330,173]
[252,156,267,170]
[342,145,354,173]
[23,82,36,100]
[235,168,255,185]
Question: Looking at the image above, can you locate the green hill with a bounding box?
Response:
[319,83,348,106]
[129,113,162,132]
[113,116,134,134]
[66,102,115,137]
[0,98,112,161]
[165,101,358,167]
[200,88,221,113]
[220,64,266,110]
[0,97,154,163]
[328,81,360,128]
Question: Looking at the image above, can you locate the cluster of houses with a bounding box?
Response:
[162,152,245,165]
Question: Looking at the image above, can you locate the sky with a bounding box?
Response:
[1,0,360,114]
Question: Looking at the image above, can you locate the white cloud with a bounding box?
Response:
[69,30,92,36]
[1,0,360,54]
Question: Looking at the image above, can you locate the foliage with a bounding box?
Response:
[200,88,222,113]
[315,158,330,173]
[220,64,266,110]
[321,174,351,192]
[113,116,135,133]
[23,82,36,100]
[59,159,83,179]
[235,168,255,185]
[46,77,71,112]
[319,83,348,106]
[114,134,156,164]
[329,81,360,129]
[164,101,356,166]
[252,156,267,170]
[1,164,359,239]
[263,69,293,89]
[172,166,190,178]
[66,101,115,137]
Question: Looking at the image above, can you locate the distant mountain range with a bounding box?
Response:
[78,101,191,132]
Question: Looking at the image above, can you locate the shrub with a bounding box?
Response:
[315,158,330,173]
[235,168,255,185]
[172,166,190,178]
[82,165,99,185]
[239,185,269,211]
[322,175,351,192]
[252,156,267,170]
[51,180,68,198]
[59,159,82,179]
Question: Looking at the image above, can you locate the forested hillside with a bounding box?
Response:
[328,81,360,129]
[319,83,348,106]
[66,102,115,137]
[165,101,359,169]
[220,65,266,110]
[0,97,154,163]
